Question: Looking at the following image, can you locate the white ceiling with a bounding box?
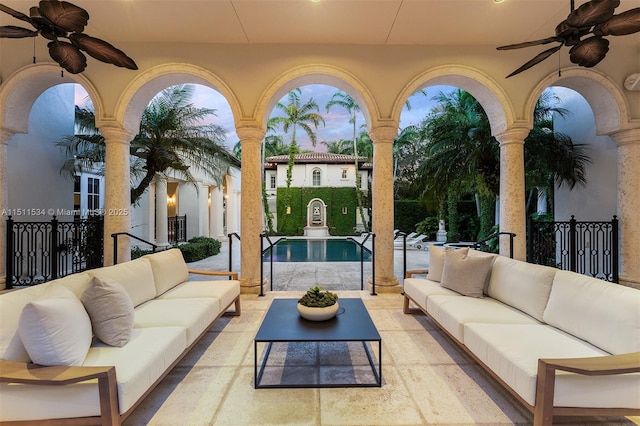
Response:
[1,0,639,48]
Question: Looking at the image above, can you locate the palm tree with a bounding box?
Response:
[58,84,232,205]
[326,91,368,231]
[269,88,325,223]
[416,88,589,241]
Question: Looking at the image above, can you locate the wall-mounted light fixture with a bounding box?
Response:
[286,206,291,215]
[342,206,348,215]
[167,195,176,206]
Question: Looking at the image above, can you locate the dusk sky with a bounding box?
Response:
[75,83,456,152]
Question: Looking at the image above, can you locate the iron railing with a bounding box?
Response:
[527,215,618,282]
[168,215,187,244]
[5,215,103,289]
[473,231,516,258]
[111,232,158,264]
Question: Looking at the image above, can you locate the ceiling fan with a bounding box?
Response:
[0,0,137,74]
[497,0,640,78]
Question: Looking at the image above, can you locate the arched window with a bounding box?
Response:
[312,168,321,186]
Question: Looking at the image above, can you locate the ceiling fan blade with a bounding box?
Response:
[0,25,38,38]
[0,3,36,25]
[48,39,86,73]
[593,8,640,36]
[497,37,560,50]
[505,45,562,78]
[566,0,619,29]
[39,0,88,34]
[569,36,609,67]
[70,33,138,70]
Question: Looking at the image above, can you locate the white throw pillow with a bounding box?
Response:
[18,285,92,366]
[440,248,493,298]
[427,245,469,282]
[81,276,135,347]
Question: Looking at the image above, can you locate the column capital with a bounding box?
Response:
[609,128,640,147]
[236,124,265,143]
[369,124,398,143]
[494,127,530,146]
[0,128,14,144]
[99,124,134,145]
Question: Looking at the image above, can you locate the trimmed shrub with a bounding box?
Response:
[178,236,222,262]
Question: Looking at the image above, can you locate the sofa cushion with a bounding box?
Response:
[403,278,460,310]
[543,270,640,354]
[90,257,156,307]
[133,298,220,346]
[466,249,498,294]
[18,285,92,366]
[426,295,540,342]
[487,256,556,322]
[157,280,240,312]
[463,323,640,408]
[440,249,493,298]
[0,326,187,421]
[427,245,468,282]
[81,276,135,347]
[143,248,190,296]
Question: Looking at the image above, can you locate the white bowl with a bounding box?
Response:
[297,302,339,321]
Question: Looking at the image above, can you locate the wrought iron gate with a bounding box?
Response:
[527,215,618,282]
[5,215,103,289]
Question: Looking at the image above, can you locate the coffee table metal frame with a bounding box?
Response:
[254,298,382,388]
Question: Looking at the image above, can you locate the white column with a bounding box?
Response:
[146,182,156,243]
[198,181,210,237]
[236,124,265,294]
[611,128,640,288]
[101,125,132,265]
[155,177,169,247]
[210,185,224,239]
[495,127,529,261]
[226,177,237,234]
[0,129,13,289]
[368,123,401,292]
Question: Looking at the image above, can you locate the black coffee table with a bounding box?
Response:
[254,298,382,388]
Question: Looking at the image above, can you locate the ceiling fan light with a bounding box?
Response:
[29,6,41,18]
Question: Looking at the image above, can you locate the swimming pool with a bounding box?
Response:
[263,238,372,262]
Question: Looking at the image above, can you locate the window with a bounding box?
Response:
[87,177,100,212]
[270,174,276,189]
[312,169,321,186]
[73,175,81,211]
[341,169,348,179]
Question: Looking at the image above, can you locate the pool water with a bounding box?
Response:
[263,238,372,262]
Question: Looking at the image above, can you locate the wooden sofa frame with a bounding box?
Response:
[0,270,240,426]
[403,269,640,426]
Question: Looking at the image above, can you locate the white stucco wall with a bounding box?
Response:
[6,84,75,221]
[553,87,617,222]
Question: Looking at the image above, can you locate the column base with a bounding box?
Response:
[366,276,402,294]
[0,276,6,291]
[619,275,640,290]
[240,277,269,294]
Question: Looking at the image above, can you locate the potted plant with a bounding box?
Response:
[297,286,339,321]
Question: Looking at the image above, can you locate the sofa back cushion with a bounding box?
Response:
[487,256,556,322]
[0,272,91,362]
[143,248,189,296]
[544,270,640,354]
[90,258,156,307]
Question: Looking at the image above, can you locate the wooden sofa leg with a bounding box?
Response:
[224,297,241,316]
[98,367,120,426]
[534,359,555,426]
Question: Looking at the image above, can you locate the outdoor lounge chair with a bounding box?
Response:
[394,232,418,247]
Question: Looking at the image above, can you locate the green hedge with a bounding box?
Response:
[276,187,359,235]
[179,236,222,262]
[394,199,428,233]
[132,236,222,263]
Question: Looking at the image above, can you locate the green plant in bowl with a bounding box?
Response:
[298,286,338,307]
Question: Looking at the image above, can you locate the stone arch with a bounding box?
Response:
[525,67,633,135]
[0,63,104,134]
[392,64,517,135]
[113,63,242,134]
[254,64,379,130]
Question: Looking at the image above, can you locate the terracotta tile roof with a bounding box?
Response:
[265,152,368,164]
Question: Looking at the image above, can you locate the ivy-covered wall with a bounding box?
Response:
[277,187,358,235]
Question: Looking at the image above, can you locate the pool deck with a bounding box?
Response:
[187,236,430,291]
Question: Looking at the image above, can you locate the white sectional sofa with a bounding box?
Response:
[403,247,640,426]
[0,248,240,425]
